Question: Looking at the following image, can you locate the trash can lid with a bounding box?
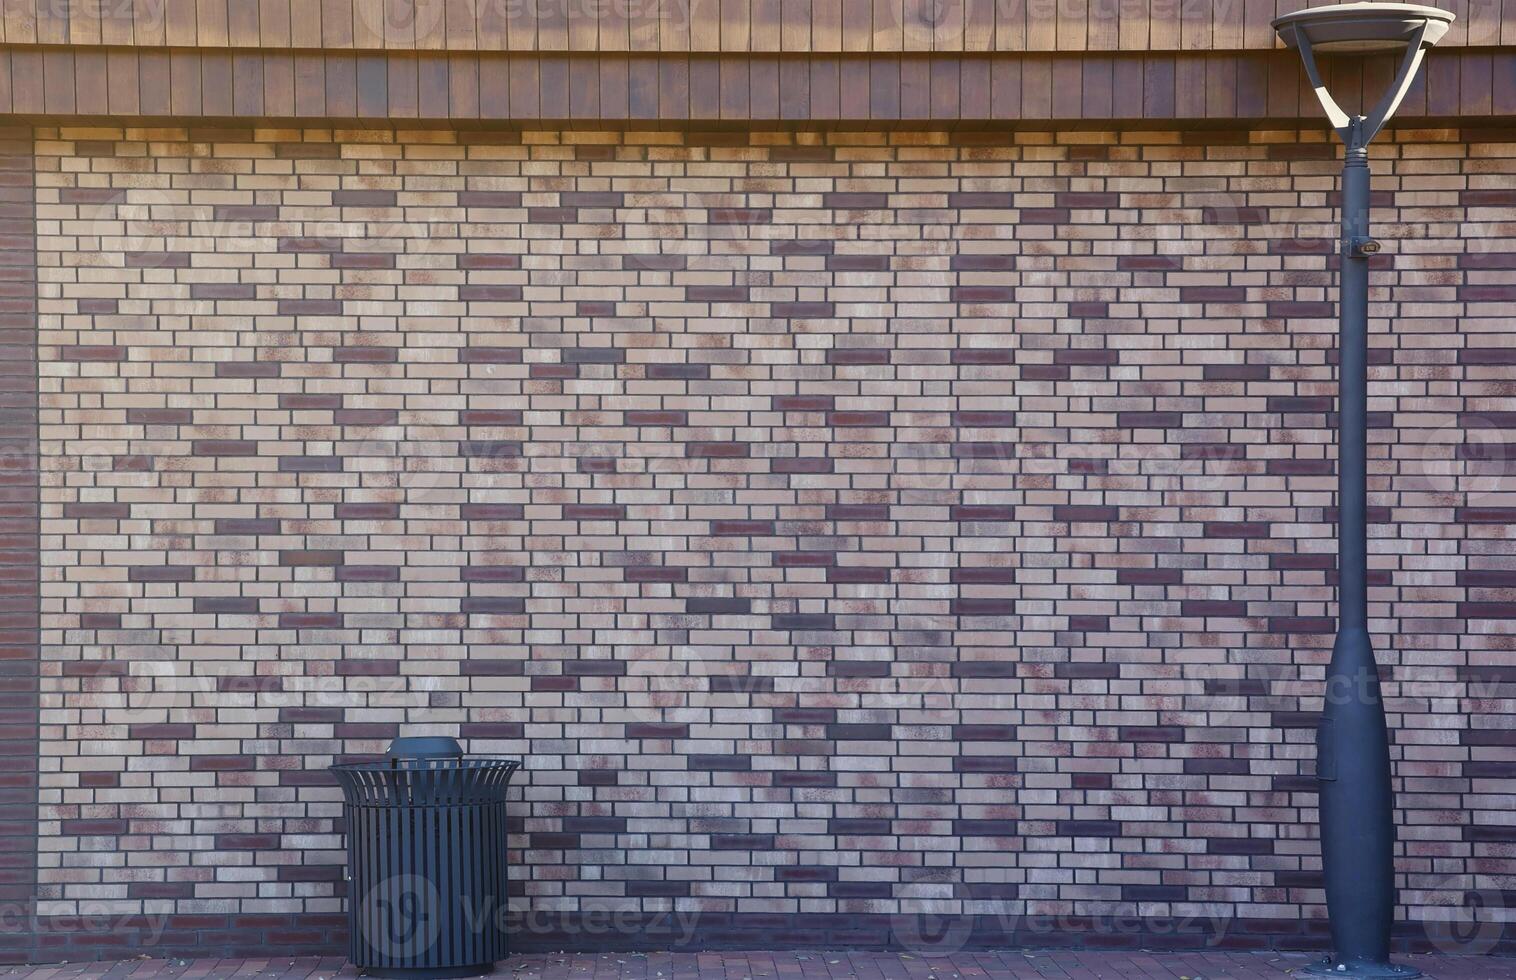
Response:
[386,736,464,760]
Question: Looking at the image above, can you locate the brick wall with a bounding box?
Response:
[25,124,1516,959]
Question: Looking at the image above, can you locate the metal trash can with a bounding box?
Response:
[330,737,521,979]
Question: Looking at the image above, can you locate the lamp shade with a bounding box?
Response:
[1273,2,1454,53]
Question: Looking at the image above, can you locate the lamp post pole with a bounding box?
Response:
[1270,6,1455,977]
[1313,119,1405,978]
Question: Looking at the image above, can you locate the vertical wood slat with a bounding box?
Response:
[996,0,1026,52]
[780,0,809,51]
[100,0,134,45]
[722,0,752,53]
[537,0,568,51]
[163,0,196,46]
[169,49,201,116]
[107,50,140,116]
[963,0,993,52]
[1025,0,1054,50]
[350,0,382,49]
[1466,0,1500,45]
[290,0,322,46]
[2,1,36,45]
[1148,0,1181,50]
[480,0,509,50]
[42,49,74,114]
[295,51,326,115]
[228,0,259,47]
[321,0,353,47]
[134,0,166,46]
[1116,0,1146,50]
[33,0,63,45]
[811,0,841,51]
[872,0,903,52]
[840,0,869,53]
[69,0,101,45]
[1088,2,1118,51]
[600,0,630,52]
[1055,0,1086,51]
[446,50,476,117]
[196,0,229,47]
[442,0,473,50]
[1081,55,1113,118]
[899,55,927,117]
[629,0,659,51]
[1051,55,1081,117]
[76,49,108,114]
[9,49,37,112]
[1491,50,1516,112]
[262,0,293,46]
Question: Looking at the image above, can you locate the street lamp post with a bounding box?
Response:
[1271,4,1454,977]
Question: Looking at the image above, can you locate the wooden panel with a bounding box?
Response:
[722,0,752,53]
[138,50,170,115]
[169,50,201,116]
[1055,0,1086,51]
[262,0,293,46]
[107,50,141,116]
[0,48,1503,124]
[100,1,135,45]
[1088,2,1117,51]
[163,0,196,46]
[42,49,75,114]
[3,0,1516,54]
[33,0,64,45]
[1022,56,1051,118]
[1492,50,1516,113]
[321,0,353,47]
[989,56,1019,119]
[202,50,234,115]
[600,54,629,118]
[228,0,259,46]
[506,55,535,118]
[628,56,659,118]
[8,48,37,113]
[1081,55,1113,118]
[1117,0,1147,50]
[291,0,323,46]
[1025,0,1054,50]
[75,49,109,114]
[810,56,840,119]
[195,0,228,46]
[134,0,165,45]
[1111,54,1142,118]
[295,52,327,115]
[900,56,928,117]
[447,51,478,118]
[840,0,869,53]
[964,0,993,52]
[1051,55,1081,118]
[1,3,37,47]
[387,53,418,117]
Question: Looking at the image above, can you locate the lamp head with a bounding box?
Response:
[1273,2,1454,147]
[1273,2,1454,54]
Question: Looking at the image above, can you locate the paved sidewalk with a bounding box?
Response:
[4,951,1516,980]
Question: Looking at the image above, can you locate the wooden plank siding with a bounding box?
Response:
[0,0,1508,53]
[0,47,1510,124]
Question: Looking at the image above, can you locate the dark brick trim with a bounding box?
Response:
[0,125,37,966]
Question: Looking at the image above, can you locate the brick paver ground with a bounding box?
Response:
[3,951,1515,980]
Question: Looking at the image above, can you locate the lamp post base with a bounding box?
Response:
[1301,956,1423,978]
